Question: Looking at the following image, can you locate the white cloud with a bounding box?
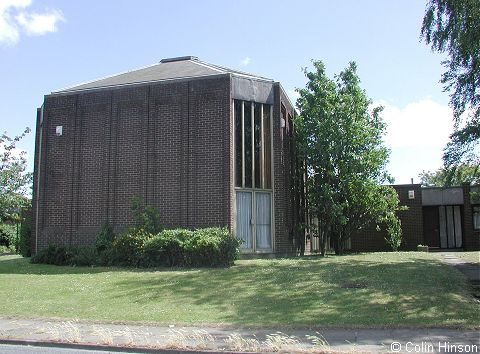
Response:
[0,0,64,45]
[377,99,453,149]
[240,57,251,66]
[376,99,454,184]
[15,9,64,36]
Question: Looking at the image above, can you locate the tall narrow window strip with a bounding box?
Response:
[263,105,272,189]
[244,102,253,188]
[260,104,265,189]
[234,100,243,187]
[233,99,272,191]
[453,206,462,248]
[254,103,262,188]
[241,101,245,188]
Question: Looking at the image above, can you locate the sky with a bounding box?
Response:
[0,0,453,184]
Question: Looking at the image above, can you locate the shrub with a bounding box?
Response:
[143,229,192,267]
[31,245,96,266]
[131,197,163,234]
[69,246,97,266]
[18,214,32,257]
[31,245,70,265]
[95,223,115,253]
[94,223,115,265]
[112,228,151,267]
[0,223,17,250]
[184,227,240,267]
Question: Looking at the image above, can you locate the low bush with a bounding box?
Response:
[31,245,97,266]
[31,245,70,265]
[69,246,97,266]
[0,223,17,249]
[112,228,151,267]
[143,229,192,267]
[30,227,240,268]
[184,227,240,267]
[94,223,115,265]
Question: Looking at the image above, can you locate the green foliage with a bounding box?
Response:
[94,223,115,265]
[419,164,479,186]
[131,197,163,234]
[31,245,70,266]
[295,60,402,254]
[184,227,240,267]
[0,223,17,250]
[384,213,403,252]
[18,211,32,257]
[68,246,97,266]
[31,245,96,266]
[143,229,191,267]
[0,128,33,223]
[112,228,151,267]
[421,0,480,166]
[94,223,115,253]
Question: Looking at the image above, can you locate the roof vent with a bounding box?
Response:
[160,56,199,63]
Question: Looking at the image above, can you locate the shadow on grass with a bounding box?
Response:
[1,254,476,327]
[108,256,475,326]
[0,255,199,275]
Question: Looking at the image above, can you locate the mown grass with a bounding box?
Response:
[0,252,478,328]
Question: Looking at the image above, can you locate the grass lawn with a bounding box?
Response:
[450,251,480,265]
[0,252,478,328]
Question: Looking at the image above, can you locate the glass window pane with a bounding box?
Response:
[234,100,243,187]
[255,192,271,249]
[244,102,253,188]
[439,206,447,248]
[453,206,462,248]
[254,103,261,188]
[474,206,480,230]
[446,206,455,248]
[236,191,252,249]
[263,105,272,189]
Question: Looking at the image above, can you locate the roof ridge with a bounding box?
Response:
[198,60,272,80]
[53,62,161,94]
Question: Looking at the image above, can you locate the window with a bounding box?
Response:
[233,99,272,190]
[474,206,480,230]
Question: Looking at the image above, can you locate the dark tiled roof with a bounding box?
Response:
[53,56,272,94]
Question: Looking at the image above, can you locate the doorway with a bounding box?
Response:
[235,191,272,252]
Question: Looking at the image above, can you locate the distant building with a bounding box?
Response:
[309,183,480,252]
[33,56,297,255]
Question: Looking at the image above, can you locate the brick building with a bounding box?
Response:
[310,183,480,252]
[32,56,296,255]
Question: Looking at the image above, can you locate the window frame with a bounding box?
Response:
[473,205,480,231]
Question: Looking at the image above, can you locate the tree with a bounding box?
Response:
[0,128,33,222]
[420,0,480,167]
[295,60,402,254]
[419,164,480,186]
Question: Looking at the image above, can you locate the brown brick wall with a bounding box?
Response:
[350,184,424,251]
[33,75,232,251]
[272,83,296,254]
[463,183,480,250]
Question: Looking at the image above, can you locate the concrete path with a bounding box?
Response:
[0,317,478,353]
[435,252,480,284]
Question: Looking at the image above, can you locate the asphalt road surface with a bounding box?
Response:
[0,343,139,354]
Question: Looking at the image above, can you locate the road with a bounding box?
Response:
[0,343,139,354]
